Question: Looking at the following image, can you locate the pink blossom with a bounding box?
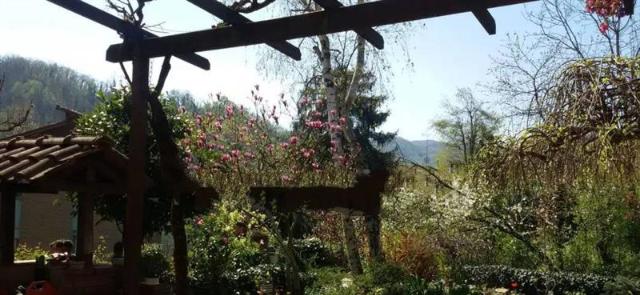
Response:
[221,154,232,162]
[281,175,291,183]
[299,97,310,106]
[195,115,202,126]
[289,136,299,145]
[280,142,290,149]
[339,117,347,125]
[215,120,223,131]
[599,22,609,33]
[305,120,323,129]
[231,149,241,158]
[195,217,204,226]
[225,105,234,117]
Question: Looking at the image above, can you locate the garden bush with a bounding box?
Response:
[293,237,337,268]
[187,204,283,294]
[383,231,441,281]
[140,244,171,279]
[462,265,612,295]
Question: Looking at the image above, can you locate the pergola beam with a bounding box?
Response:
[106,0,536,62]
[312,0,385,49]
[186,0,302,60]
[47,0,211,70]
[472,9,497,34]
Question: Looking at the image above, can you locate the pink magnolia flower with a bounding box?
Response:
[231,149,241,158]
[299,97,310,106]
[225,105,234,117]
[305,120,323,129]
[599,22,609,33]
[289,136,298,145]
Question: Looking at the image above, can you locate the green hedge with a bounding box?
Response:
[462,265,611,295]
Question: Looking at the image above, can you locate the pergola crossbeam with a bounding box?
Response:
[47,0,211,70]
[312,0,385,49]
[106,0,537,62]
[472,9,497,34]
[186,0,302,60]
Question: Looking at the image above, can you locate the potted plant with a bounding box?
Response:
[140,244,170,285]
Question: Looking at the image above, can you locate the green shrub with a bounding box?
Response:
[187,205,278,294]
[462,265,612,295]
[14,243,48,261]
[140,244,170,278]
[602,276,640,295]
[293,237,337,268]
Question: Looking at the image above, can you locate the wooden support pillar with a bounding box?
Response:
[0,188,16,266]
[123,39,149,295]
[76,192,94,263]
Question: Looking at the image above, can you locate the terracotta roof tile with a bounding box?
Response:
[0,136,115,183]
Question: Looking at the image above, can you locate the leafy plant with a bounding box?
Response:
[14,243,48,261]
[462,265,612,295]
[140,244,170,278]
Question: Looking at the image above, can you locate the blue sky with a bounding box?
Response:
[0,0,540,141]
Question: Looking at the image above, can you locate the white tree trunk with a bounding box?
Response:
[316,22,363,273]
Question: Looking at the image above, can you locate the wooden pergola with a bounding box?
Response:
[44,0,537,294]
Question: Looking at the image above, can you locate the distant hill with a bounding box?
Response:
[0,55,102,127]
[385,137,444,166]
[0,55,445,165]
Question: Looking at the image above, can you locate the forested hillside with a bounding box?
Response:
[0,55,101,127]
[0,55,443,161]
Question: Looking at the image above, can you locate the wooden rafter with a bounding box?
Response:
[312,0,385,49]
[187,0,302,60]
[47,0,211,70]
[472,9,497,34]
[106,0,537,63]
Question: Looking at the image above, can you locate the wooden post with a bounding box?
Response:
[76,192,94,263]
[123,38,149,295]
[0,188,16,265]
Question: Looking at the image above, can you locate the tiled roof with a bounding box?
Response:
[0,136,119,183]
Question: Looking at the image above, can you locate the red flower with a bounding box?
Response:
[599,21,609,33]
[510,281,519,290]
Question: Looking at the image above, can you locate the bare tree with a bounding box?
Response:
[488,0,640,131]
[0,74,32,133]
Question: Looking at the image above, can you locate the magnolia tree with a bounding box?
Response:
[182,88,357,197]
[181,89,360,293]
